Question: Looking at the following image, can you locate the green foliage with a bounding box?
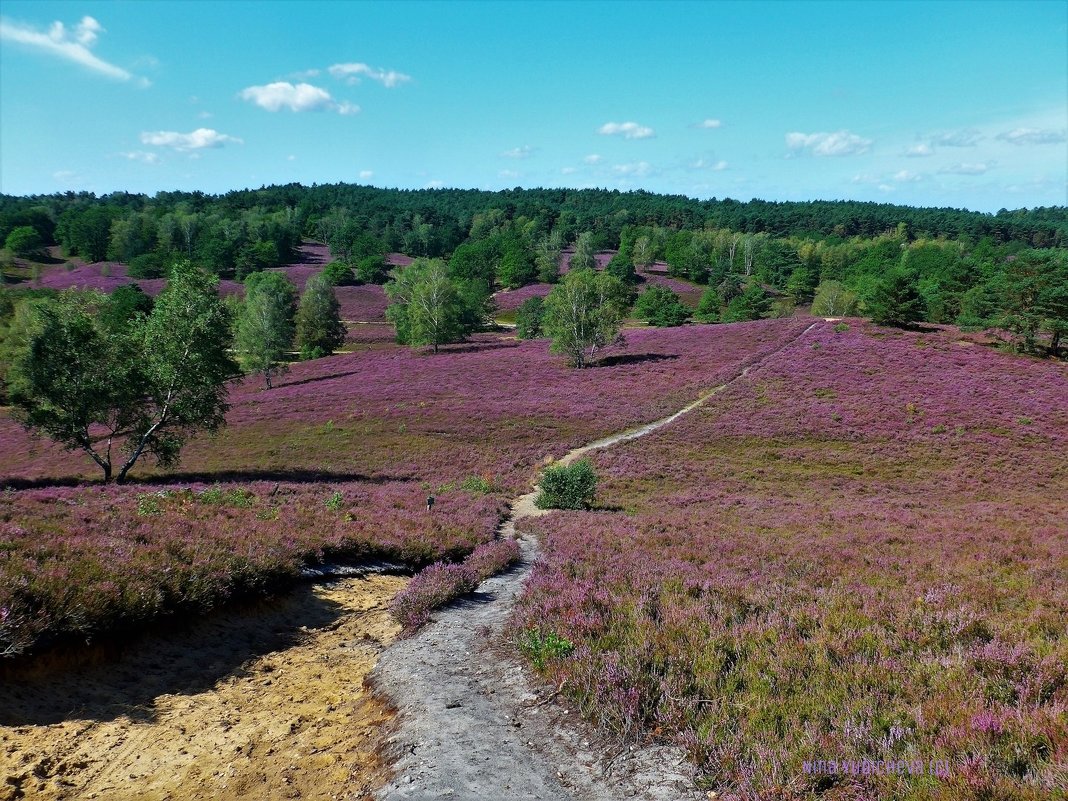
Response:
[695,286,721,322]
[355,254,388,284]
[721,284,771,322]
[570,231,597,271]
[127,252,167,279]
[634,286,690,327]
[321,260,355,286]
[535,459,597,510]
[296,273,346,359]
[4,226,42,258]
[100,284,153,333]
[604,252,638,284]
[498,239,537,289]
[6,262,237,482]
[235,272,297,387]
[543,269,629,368]
[459,475,497,494]
[515,296,545,339]
[325,491,344,511]
[534,230,563,283]
[864,269,925,327]
[996,250,1068,354]
[386,258,487,352]
[519,628,575,671]
[811,280,860,317]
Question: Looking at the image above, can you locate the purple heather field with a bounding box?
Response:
[514,322,1068,800]
[0,318,808,655]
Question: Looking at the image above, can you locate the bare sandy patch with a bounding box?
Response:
[1,574,405,801]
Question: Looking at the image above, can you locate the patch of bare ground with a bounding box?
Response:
[0,574,406,801]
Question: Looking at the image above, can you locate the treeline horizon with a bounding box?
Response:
[2,183,1067,255]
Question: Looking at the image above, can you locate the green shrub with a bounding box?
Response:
[535,459,597,510]
[459,475,496,494]
[515,296,544,339]
[634,286,690,327]
[519,627,575,671]
[322,260,354,286]
[326,490,344,511]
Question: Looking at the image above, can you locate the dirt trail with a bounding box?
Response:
[1,574,406,801]
[372,321,821,800]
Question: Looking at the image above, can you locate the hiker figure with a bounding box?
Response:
[426,495,435,512]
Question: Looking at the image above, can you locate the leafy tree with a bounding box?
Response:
[604,252,638,285]
[6,263,237,482]
[534,230,563,283]
[543,269,628,368]
[634,286,690,327]
[235,272,297,387]
[127,252,167,279]
[721,284,771,322]
[100,284,153,333]
[811,280,860,317]
[321,260,355,286]
[385,258,466,353]
[695,286,721,323]
[570,231,597,272]
[515,296,545,339]
[499,243,537,289]
[4,226,42,259]
[785,266,818,301]
[296,273,346,359]
[355,254,388,284]
[997,250,1068,353]
[864,269,924,327]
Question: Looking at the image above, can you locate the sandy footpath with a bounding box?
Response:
[1,574,406,801]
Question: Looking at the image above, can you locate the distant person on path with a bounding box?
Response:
[426,495,435,512]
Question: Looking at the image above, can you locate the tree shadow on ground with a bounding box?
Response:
[595,353,678,368]
[435,339,521,355]
[0,468,415,491]
[0,585,345,726]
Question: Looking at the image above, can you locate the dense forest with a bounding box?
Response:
[1,184,1066,351]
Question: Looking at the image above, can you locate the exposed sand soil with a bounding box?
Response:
[0,574,406,801]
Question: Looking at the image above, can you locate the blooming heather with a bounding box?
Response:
[513,322,1068,800]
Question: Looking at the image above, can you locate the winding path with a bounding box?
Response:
[372,321,820,800]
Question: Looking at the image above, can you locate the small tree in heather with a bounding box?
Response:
[543,269,628,368]
[4,226,43,259]
[634,286,690,327]
[386,258,469,353]
[515,296,545,339]
[721,283,771,322]
[535,459,597,510]
[7,262,238,482]
[235,272,296,387]
[569,231,597,272]
[296,273,346,359]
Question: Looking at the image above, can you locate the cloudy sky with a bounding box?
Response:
[1,0,1065,212]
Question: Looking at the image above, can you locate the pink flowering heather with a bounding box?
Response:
[390,538,520,631]
[1,318,808,656]
[513,321,1068,800]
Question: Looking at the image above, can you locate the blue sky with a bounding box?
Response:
[1,0,1065,212]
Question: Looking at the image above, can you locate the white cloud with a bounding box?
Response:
[877,184,895,193]
[140,128,243,152]
[239,81,358,115]
[424,180,445,189]
[561,166,578,175]
[500,145,535,159]
[695,118,722,129]
[599,121,655,139]
[851,173,877,184]
[612,161,653,177]
[287,155,297,161]
[939,162,991,175]
[996,127,1067,146]
[690,158,729,171]
[892,169,922,182]
[499,169,520,179]
[121,150,160,164]
[786,130,872,157]
[583,154,603,164]
[197,110,213,120]
[327,62,411,88]
[905,143,934,157]
[932,129,982,147]
[0,15,146,84]
[359,169,373,180]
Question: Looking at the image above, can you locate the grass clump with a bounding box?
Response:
[535,459,597,510]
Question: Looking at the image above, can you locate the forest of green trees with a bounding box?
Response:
[1,184,1066,353]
